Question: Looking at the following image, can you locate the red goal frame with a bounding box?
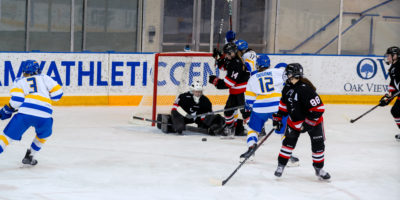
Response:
[152,52,213,126]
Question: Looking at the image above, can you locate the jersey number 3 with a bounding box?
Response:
[27,77,38,93]
[258,77,274,93]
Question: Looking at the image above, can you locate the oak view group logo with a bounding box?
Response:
[357,58,378,80]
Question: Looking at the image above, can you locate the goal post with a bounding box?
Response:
[151,52,228,126]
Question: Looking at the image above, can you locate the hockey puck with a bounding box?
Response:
[202,138,207,142]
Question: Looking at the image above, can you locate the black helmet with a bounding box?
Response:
[385,46,399,64]
[223,42,238,54]
[285,63,303,79]
[386,46,400,56]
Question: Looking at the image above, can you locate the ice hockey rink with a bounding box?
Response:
[0,104,399,200]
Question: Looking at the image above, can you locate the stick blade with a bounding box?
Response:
[209,178,223,186]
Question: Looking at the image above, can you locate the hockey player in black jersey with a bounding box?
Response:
[379,46,400,141]
[272,63,330,180]
[209,43,250,137]
[168,81,224,135]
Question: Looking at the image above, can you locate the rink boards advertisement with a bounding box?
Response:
[0,52,392,105]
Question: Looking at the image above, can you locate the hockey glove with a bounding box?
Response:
[272,113,283,130]
[379,94,391,107]
[208,75,219,86]
[213,48,222,59]
[0,104,15,120]
[301,123,314,133]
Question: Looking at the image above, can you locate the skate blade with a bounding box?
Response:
[209,178,223,186]
[20,164,35,168]
[220,136,235,140]
[318,177,331,182]
[239,156,255,163]
[287,161,300,167]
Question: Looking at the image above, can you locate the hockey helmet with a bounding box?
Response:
[256,54,271,69]
[235,40,248,51]
[386,46,400,56]
[223,42,238,54]
[284,63,303,83]
[225,30,236,43]
[22,60,41,75]
[385,46,399,64]
[190,81,203,92]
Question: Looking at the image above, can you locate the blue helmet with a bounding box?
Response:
[23,60,41,75]
[235,40,248,51]
[256,54,270,69]
[225,30,236,43]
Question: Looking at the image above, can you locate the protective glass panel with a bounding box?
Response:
[277,0,340,54]
[86,0,138,52]
[162,0,194,52]
[341,0,400,55]
[0,0,26,51]
[29,0,71,51]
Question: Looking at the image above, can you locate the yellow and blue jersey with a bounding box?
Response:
[242,50,257,75]
[245,68,284,114]
[9,74,63,118]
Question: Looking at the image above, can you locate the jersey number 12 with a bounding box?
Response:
[258,77,274,93]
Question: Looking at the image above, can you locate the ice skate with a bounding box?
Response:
[221,126,235,139]
[239,144,257,162]
[21,149,38,167]
[287,155,300,167]
[274,164,285,177]
[314,166,330,181]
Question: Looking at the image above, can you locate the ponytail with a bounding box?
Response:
[299,77,316,91]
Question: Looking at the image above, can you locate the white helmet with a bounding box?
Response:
[190,81,203,92]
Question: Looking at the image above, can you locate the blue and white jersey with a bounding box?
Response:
[245,68,284,114]
[9,74,63,118]
[242,50,257,75]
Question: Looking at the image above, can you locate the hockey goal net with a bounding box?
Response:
[138,52,229,126]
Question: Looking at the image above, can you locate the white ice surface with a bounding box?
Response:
[0,105,399,200]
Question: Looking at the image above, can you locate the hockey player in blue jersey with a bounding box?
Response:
[240,55,298,165]
[0,60,63,166]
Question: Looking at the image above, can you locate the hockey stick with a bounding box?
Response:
[350,90,400,123]
[186,105,244,119]
[132,116,171,126]
[228,0,233,31]
[210,128,275,186]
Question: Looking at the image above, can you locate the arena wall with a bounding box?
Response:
[0,52,392,106]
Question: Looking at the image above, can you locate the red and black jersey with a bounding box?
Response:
[172,92,212,120]
[213,57,250,94]
[277,81,325,131]
[388,61,400,96]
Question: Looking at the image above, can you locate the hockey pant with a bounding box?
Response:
[391,98,400,129]
[224,93,251,129]
[170,110,225,135]
[0,113,53,154]
[278,122,326,168]
[246,112,288,147]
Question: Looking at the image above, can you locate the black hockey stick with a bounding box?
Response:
[350,90,400,123]
[133,115,209,134]
[132,116,171,126]
[211,128,275,186]
[186,105,244,119]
